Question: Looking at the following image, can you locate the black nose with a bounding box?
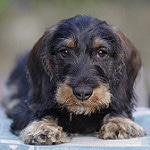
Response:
[73,86,93,101]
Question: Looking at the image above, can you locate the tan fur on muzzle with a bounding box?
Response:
[56,81,111,115]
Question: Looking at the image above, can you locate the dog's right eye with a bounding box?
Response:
[60,49,69,58]
[97,50,108,58]
[97,47,109,59]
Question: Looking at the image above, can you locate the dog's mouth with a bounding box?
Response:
[56,81,111,115]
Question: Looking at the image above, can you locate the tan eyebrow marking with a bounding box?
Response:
[65,38,75,48]
[93,38,103,49]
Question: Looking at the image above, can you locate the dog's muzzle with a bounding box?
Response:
[73,86,93,101]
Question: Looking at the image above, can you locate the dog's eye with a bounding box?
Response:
[97,47,109,59]
[60,49,69,57]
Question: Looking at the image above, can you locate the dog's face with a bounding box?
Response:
[28,15,141,116]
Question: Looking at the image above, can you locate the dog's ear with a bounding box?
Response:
[27,26,57,113]
[109,27,141,116]
[28,26,57,80]
[112,26,141,86]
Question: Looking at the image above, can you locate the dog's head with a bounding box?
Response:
[27,15,141,116]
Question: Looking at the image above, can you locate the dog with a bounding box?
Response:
[4,15,146,145]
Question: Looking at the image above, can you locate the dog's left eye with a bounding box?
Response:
[97,47,109,59]
[60,49,69,58]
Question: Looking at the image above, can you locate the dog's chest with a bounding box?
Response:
[57,112,104,134]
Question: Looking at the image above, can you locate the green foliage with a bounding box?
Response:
[0,0,9,17]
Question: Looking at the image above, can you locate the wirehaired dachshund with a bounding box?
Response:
[4,15,146,145]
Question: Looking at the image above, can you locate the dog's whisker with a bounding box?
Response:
[91,101,101,110]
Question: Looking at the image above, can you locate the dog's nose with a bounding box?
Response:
[73,86,93,101]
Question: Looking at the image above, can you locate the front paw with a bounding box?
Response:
[19,117,70,145]
[97,114,146,139]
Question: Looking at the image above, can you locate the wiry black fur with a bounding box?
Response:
[5,15,141,136]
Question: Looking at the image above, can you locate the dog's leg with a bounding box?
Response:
[19,116,70,145]
[97,114,146,139]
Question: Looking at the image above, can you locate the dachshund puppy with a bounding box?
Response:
[5,15,146,145]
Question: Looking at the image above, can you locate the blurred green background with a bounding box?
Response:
[0,0,150,105]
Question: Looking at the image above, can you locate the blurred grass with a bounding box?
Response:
[0,0,9,18]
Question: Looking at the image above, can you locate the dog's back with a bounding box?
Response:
[2,52,29,117]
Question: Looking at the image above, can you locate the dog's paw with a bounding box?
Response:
[97,114,146,139]
[19,117,70,145]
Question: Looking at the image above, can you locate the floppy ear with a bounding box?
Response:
[112,26,141,87]
[109,26,141,117]
[27,26,57,113]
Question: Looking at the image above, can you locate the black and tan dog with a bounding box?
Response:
[4,15,146,145]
